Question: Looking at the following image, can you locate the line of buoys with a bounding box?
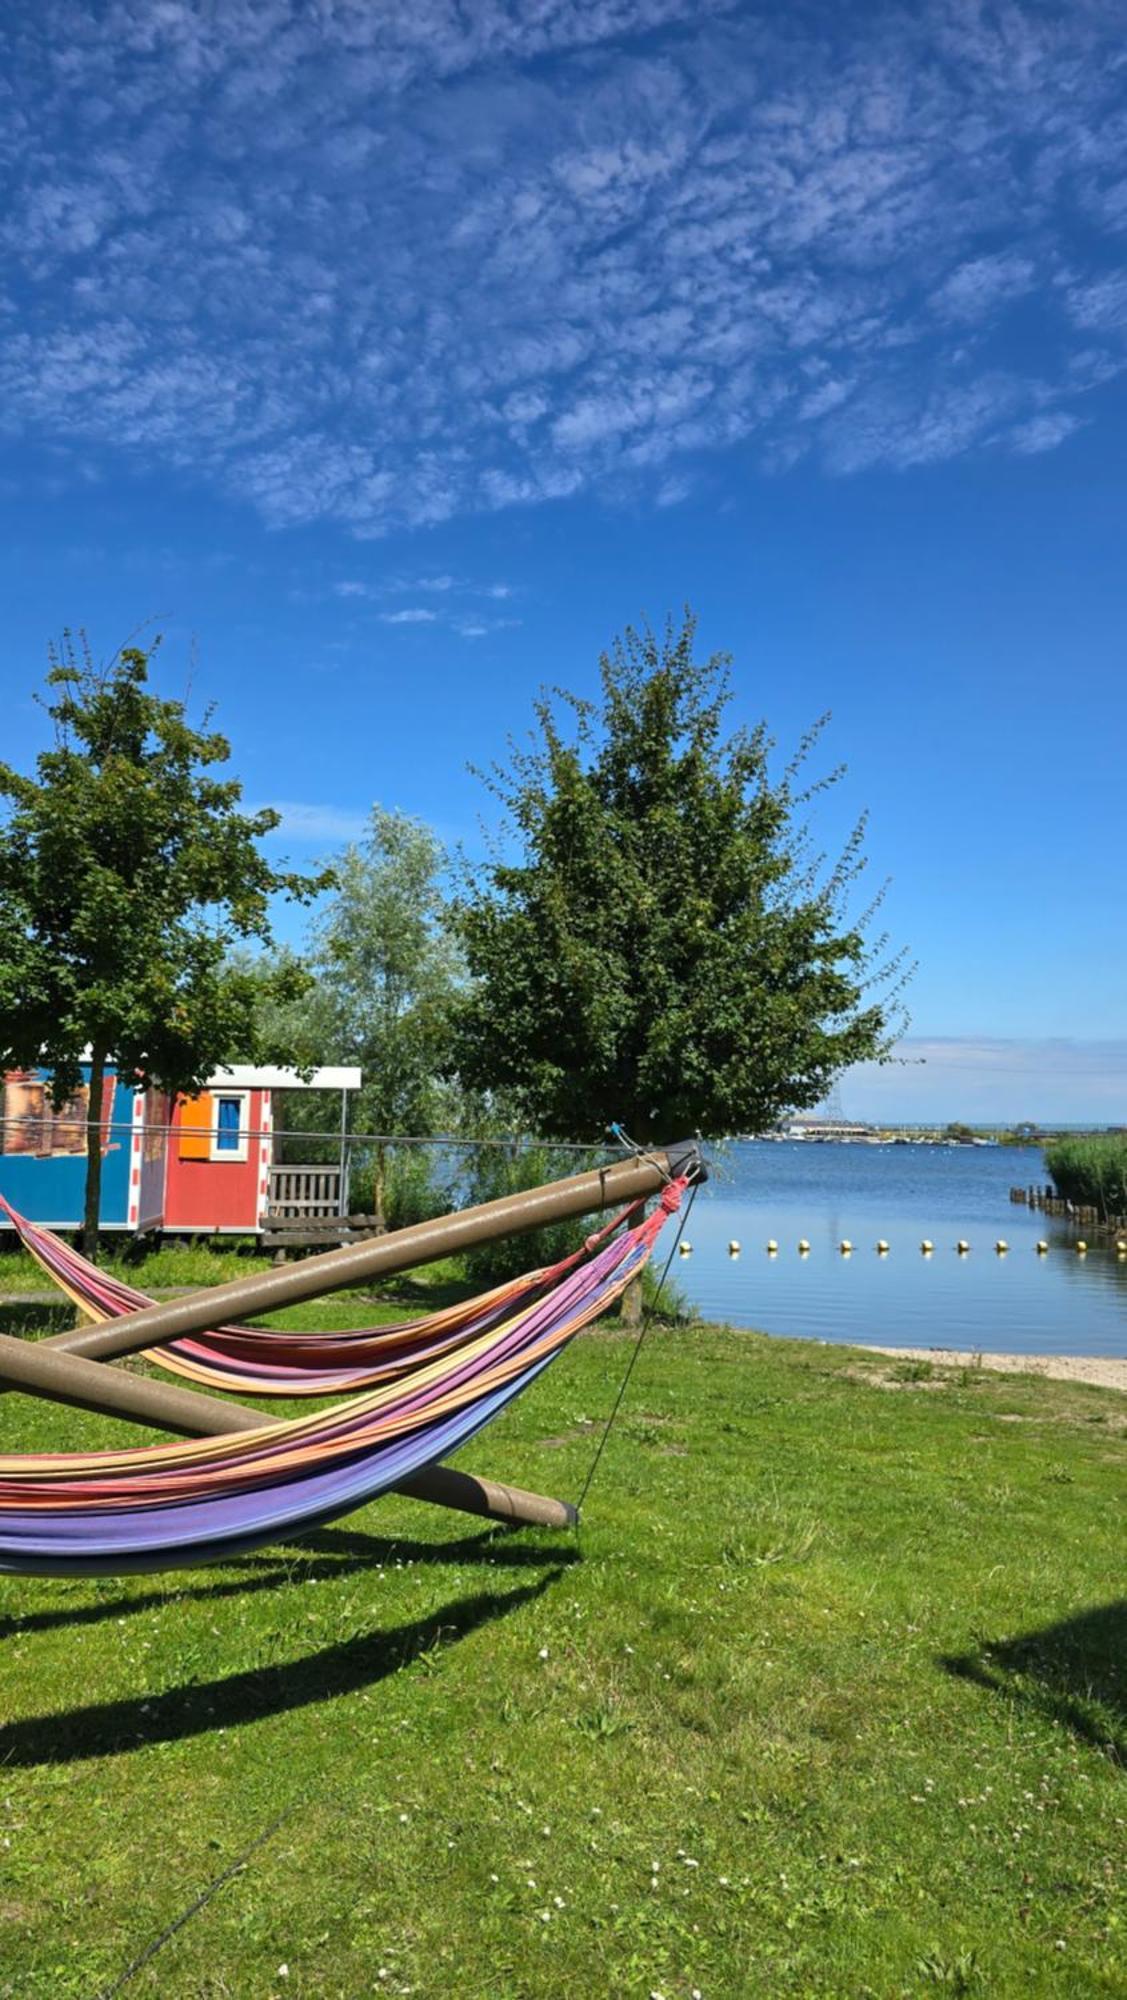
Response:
[698,1236,1115,1257]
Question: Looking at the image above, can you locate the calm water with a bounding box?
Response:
[675,1142,1126,1358]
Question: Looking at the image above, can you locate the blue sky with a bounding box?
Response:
[1,0,1124,1122]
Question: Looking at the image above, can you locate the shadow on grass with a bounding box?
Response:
[0,1301,77,1336]
[0,1523,578,1640]
[0,1570,563,1766]
[941,1598,1126,1763]
[359,1272,478,1312]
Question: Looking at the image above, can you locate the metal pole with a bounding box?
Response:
[38,1141,704,1365]
[0,1330,578,1529]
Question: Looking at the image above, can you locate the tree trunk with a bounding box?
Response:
[619,1274,644,1326]
[373,1141,387,1231]
[79,1044,107,1264]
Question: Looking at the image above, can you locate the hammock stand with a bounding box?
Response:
[0,1142,705,1574]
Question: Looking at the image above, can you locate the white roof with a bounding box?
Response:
[207,1065,362,1091]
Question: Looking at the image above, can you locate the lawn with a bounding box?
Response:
[0,1293,1123,1999]
[0,1239,274,1295]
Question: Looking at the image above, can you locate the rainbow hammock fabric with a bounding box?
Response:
[0,1181,685,1577]
[0,1193,644,1397]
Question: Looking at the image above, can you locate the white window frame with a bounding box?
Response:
[209,1089,250,1164]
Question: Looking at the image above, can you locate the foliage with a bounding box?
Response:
[259,806,487,1153]
[312,809,466,1132]
[0,635,329,1248]
[348,1142,457,1232]
[459,1141,600,1285]
[638,1255,698,1325]
[997,1121,1044,1146]
[1,1312,1123,1997]
[450,613,908,1143]
[254,806,490,1220]
[1045,1133,1127,1217]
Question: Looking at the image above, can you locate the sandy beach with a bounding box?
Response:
[859,1345,1127,1391]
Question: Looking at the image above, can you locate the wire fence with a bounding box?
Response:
[0,1114,609,1237]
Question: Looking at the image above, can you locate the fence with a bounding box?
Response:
[0,1115,599,1239]
[1009,1184,1127,1234]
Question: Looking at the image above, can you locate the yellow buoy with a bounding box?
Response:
[765,1239,778,1254]
[920,1239,933,1254]
[839,1239,853,1254]
[728,1240,741,1255]
[1036,1241,1049,1254]
[1075,1240,1087,1254]
[797,1238,810,1254]
[679,1241,692,1256]
[876,1239,889,1254]
[995,1240,1008,1254]
[956,1240,970,1254]
[1117,1240,1127,1256]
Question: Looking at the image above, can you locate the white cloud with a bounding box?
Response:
[259,801,371,842]
[0,2,1123,531]
[932,252,1037,323]
[378,607,438,624]
[1009,409,1084,454]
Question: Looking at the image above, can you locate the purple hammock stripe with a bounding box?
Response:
[0,1195,679,1576]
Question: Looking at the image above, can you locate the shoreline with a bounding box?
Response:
[856,1342,1127,1391]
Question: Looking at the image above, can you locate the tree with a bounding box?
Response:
[450,613,908,1145]
[0,635,330,1253]
[260,808,474,1223]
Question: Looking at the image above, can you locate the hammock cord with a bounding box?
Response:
[573,1177,697,1518]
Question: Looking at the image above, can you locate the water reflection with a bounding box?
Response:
[677,1143,1126,1358]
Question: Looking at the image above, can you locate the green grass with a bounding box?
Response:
[1045,1134,1127,1219]
[0,1241,475,1309]
[0,1308,1123,1998]
[0,1238,274,1295]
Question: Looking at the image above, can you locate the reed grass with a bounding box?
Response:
[1045,1133,1127,1217]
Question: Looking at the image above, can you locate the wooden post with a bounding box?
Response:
[0,1330,577,1529]
[38,1142,705,1365]
[0,1146,706,1533]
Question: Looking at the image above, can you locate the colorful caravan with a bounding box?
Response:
[0,1064,360,1235]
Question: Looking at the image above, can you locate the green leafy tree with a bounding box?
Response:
[451,613,909,1146]
[262,807,474,1223]
[0,635,330,1253]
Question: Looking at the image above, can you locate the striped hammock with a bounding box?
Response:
[0,1181,685,1577]
[0,1193,643,1397]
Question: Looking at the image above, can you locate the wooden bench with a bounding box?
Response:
[260,1213,386,1259]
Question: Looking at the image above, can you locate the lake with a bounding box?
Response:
[675,1141,1126,1358]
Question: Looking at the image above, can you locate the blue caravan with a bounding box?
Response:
[0,1065,143,1231]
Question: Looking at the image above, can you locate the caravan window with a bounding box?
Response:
[1,1075,89,1158]
[210,1091,249,1163]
